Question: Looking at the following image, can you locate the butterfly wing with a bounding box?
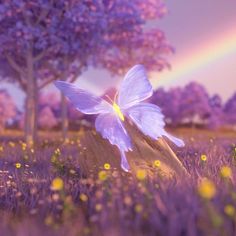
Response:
[55,81,112,114]
[117,65,153,109]
[126,103,185,147]
[95,113,132,171]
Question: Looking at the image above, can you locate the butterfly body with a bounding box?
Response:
[112,102,125,121]
[55,65,185,172]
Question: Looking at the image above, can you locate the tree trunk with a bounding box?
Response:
[0,122,4,134]
[25,50,37,147]
[61,93,69,141]
[60,57,70,141]
[33,78,38,143]
[59,58,84,140]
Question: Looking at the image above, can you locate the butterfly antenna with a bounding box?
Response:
[105,95,113,104]
[114,90,118,102]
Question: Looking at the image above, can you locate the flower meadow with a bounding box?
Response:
[0,129,235,236]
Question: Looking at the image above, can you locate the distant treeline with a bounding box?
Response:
[149,82,235,129]
[0,82,235,131]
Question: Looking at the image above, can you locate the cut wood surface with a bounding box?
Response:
[79,122,189,179]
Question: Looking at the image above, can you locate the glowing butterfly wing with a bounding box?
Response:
[127,103,185,147]
[55,81,112,114]
[117,65,153,109]
[95,113,132,171]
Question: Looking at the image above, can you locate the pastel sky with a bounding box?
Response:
[153,0,236,101]
[1,0,236,109]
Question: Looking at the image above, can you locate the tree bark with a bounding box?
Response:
[0,123,4,134]
[33,78,38,143]
[61,93,69,141]
[60,57,70,141]
[25,49,37,147]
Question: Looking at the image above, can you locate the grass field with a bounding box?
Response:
[0,128,235,236]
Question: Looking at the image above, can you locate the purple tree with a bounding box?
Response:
[179,82,211,127]
[165,88,182,126]
[98,1,172,75]
[38,91,60,113]
[0,90,17,132]
[38,106,58,130]
[207,94,224,129]
[224,92,236,126]
[0,0,171,143]
[61,0,172,139]
[0,0,107,145]
[151,88,183,126]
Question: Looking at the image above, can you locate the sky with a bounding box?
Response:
[1,0,236,109]
[153,0,236,101]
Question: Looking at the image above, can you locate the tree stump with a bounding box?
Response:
[78,122,189,179]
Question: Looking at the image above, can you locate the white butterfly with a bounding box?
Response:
[55,65,184,171]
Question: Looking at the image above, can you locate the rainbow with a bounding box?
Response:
[151,27,236,86]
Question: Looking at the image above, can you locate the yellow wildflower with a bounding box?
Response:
[198,178,216,199]
[9,142,15,147]
[98,170,108,181]
[22,143,27,150]
[51,177,64,191]
[200,154,207,162]
[135,204,143,213]
[54,148,61,155]
[224,204,235,217]
[95,203,102,212]
[104,163,111,170]
[153,160,161,167]
[220,166,232,178]
[136,169,147,181]
[15,163,21,169]
[44,215,53,226]
[79,193,88,202]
